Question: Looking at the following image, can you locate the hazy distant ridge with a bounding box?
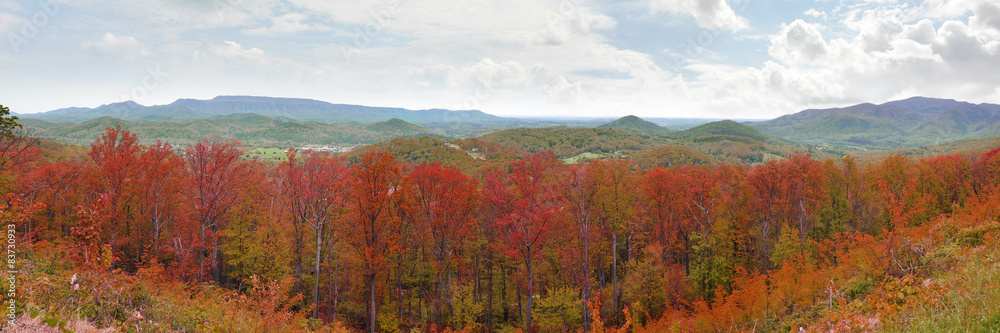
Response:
[25,96,505,124]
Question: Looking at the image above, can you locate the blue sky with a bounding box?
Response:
[2,0,999,118]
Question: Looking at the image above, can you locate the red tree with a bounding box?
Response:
[346,151,407,333]
[282,151,349,318]
[89,126,141,269]
[137,141,184,253]
[410,162,479,327]
[184,136,249,282]
[562,161,600,330]
[497,151,562,332]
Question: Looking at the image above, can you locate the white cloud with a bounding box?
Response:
[243,13,328,36]
[82,33,149,58]
[649,0,749,31]
[544,76,584,104]
[535,6,616,45]
[804,9,826,19]
[970,1,1000,31]
[0,0,21,11]
[769,19,828,65]
[691,3,1000,118]
[211,40,265,60]
[0,12,25,36]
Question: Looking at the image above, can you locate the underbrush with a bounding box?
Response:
[4,240,348,332]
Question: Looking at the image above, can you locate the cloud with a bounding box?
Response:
[804,9,826,19]
[410,58,546,89]
[211,40,265,60]
[82,33,150,58]
[693,5,999,117]
[535,6,616,45]
[0,12,25,36]
[0,0,21,11]
[970,1,1000,31]
[544,76,584,104]
[769,19,828,65]
[243,13,329,36]
[649,0,749,31]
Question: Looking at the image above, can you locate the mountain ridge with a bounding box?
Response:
[753,97,1000,148]
[23,96,506,124]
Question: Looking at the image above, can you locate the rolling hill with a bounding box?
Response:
[673,119,780,144]
[753,97,1000,148]
[20,113,448,146]
[477,126,667,158]
[599,115,670,136]
[22,96,506,124]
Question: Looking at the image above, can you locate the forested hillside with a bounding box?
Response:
[3,119,1000,332]
[753,97,1000,149]
[20,114,448,146]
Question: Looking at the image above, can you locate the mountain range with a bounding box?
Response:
[22,96,505,124]
[14,95,1000,150]
[752,97,1000,148]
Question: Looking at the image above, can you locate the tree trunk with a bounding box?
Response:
[525,246,534,333]
[199,221,206,282]
[486,259,494,332]
[313,223,323,319]
[612,229,619,311]
[211,237,220,282]
[295,221,304,294]
[332,261,340,323]
[369,274,377,333]
[583,223,591,331]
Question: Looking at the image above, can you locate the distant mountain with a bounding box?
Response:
[599,115,670,136]
[22,96,506,124]
[20,113,448,146]
[753,97,1000,148]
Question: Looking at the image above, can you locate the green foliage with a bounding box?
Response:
[219,200,292,283]
[531,287,582,332]
[451,284,484,330]
[687,233,733,299]
[771,227,799,269]
[622,253,667,324]
[377,308,403,333]
[0,104,20,137]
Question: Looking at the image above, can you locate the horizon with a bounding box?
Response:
[10,94,983,122]
[2,1,999,118]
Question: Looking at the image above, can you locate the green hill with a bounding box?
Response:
[599,115,670,136]
[478,126,667,158]
[21,114,449,146]
[364,118,433,137]
[673,120,779,143]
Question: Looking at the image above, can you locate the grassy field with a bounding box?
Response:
[561,152,605,164]
[244,147,290,163]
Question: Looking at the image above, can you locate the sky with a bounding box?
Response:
[1,0,999,119]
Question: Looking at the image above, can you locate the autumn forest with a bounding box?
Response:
[3,121,1000,332]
